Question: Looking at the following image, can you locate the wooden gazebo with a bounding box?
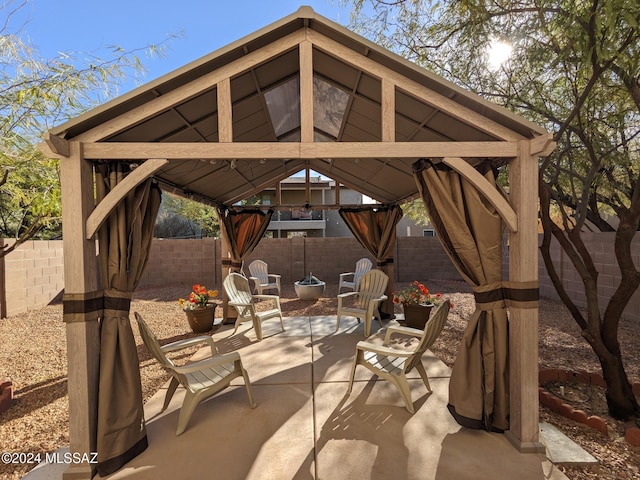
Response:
[41,6,554,478]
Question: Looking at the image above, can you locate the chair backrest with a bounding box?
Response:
[405,300,450,372]
[355,269,388,309]
[248,260,269,284]
[134,312,174,370]
[354,258,373,288]
[224,272,254,306]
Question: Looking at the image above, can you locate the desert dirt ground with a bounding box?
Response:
[0,279,639,479]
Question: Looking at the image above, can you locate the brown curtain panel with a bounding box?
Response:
[95,162,162,476]
[413,158,509,432]
[216,206,274,272]
[339,205,403,317]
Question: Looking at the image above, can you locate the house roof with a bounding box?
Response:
[48,6,548,208]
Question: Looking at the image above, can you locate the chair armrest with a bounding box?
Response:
[161,335,215,353]
[253,294,281,308]
[337,291,358,299]
[383,325,424,344]
[173,351,241,374]
[339,272,355,280]
[267,274,281,280]
[253,294,279,300]
[229,300,252,307]
[355,341,413,358]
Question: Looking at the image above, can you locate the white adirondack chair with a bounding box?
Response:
[336,269,388,336]
[134,312,257,435]
[338,258,373,293]
[346,300,450,413]
[248,260,281,295]
[223,272,285,341]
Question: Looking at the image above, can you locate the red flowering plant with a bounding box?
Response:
[393,281,444,307]
[179,284,218,310]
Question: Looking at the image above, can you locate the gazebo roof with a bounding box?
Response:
[46,6,547,209]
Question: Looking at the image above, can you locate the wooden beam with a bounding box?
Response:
[43,132,70,157]
[529,133,556,157]
[82,141,519,159]
[299,40,314,143]
[442,157,518,232]
[505,140,543,453]
[217,78,233,143]
[73,30,306,143]
[59,141,100,478]
[307,30,524,142]
[85,159,169,240]
[381,78,395,142]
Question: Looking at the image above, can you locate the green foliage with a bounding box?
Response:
[346,0,640,418]
[0,0,175,249]
[155,195,220,238]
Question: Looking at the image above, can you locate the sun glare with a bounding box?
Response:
[487,40,513,70]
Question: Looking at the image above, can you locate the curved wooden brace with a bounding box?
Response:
[442,157,518,233]
[85,158,168,239]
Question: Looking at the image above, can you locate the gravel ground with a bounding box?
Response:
[0,279,639,480]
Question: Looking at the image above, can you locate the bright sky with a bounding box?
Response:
[15,0,350,94]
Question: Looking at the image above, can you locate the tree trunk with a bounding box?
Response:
[598,351,639,419]
[539,182,640,420]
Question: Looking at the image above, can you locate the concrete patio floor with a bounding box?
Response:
[96,315,568,480]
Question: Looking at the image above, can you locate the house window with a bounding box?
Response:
[423,229,435,237]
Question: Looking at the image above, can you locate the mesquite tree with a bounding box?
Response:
[0,0,172,257]
[346,0,640,419]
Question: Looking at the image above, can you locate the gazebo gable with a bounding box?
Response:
[44,6,552,215]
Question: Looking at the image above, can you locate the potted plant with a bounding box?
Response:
[393,281,445,329]
[179,284,219,333]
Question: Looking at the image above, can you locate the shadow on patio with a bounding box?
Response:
[96,315,568,480]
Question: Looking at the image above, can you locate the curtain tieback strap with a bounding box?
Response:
[221,259,243,268]
[376,259,393,267]
[473,281,539,310]
[103,289,132,317]
[63,291,103,323]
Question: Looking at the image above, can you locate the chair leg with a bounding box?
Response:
[278,314,285,333]
[415,362,432,392]
[253,317,263,341]
[163,377,180,411]
[392,375,415,414]
[335,314,341,332]
[239,365,257,408]
[347,355,360,393]
[176,391,201,436]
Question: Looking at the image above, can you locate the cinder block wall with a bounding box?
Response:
[140,238,219,288]
[2,240,64,316]
[3,234,639,323]
[537,232,640,321]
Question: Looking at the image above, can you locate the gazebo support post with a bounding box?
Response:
[60,142,100,479]
[505,139,544,453]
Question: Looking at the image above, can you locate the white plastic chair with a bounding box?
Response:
[347,300,450,413]
[336,269,388,336]
[223,272,285,341]
[134,312,257,435]
[338,258,373,293]
[248,259,281,295]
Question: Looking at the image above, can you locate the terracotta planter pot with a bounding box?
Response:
[402,304,433,329]
[184,304,217,333]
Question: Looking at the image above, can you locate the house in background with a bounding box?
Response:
[250,174,431,238]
